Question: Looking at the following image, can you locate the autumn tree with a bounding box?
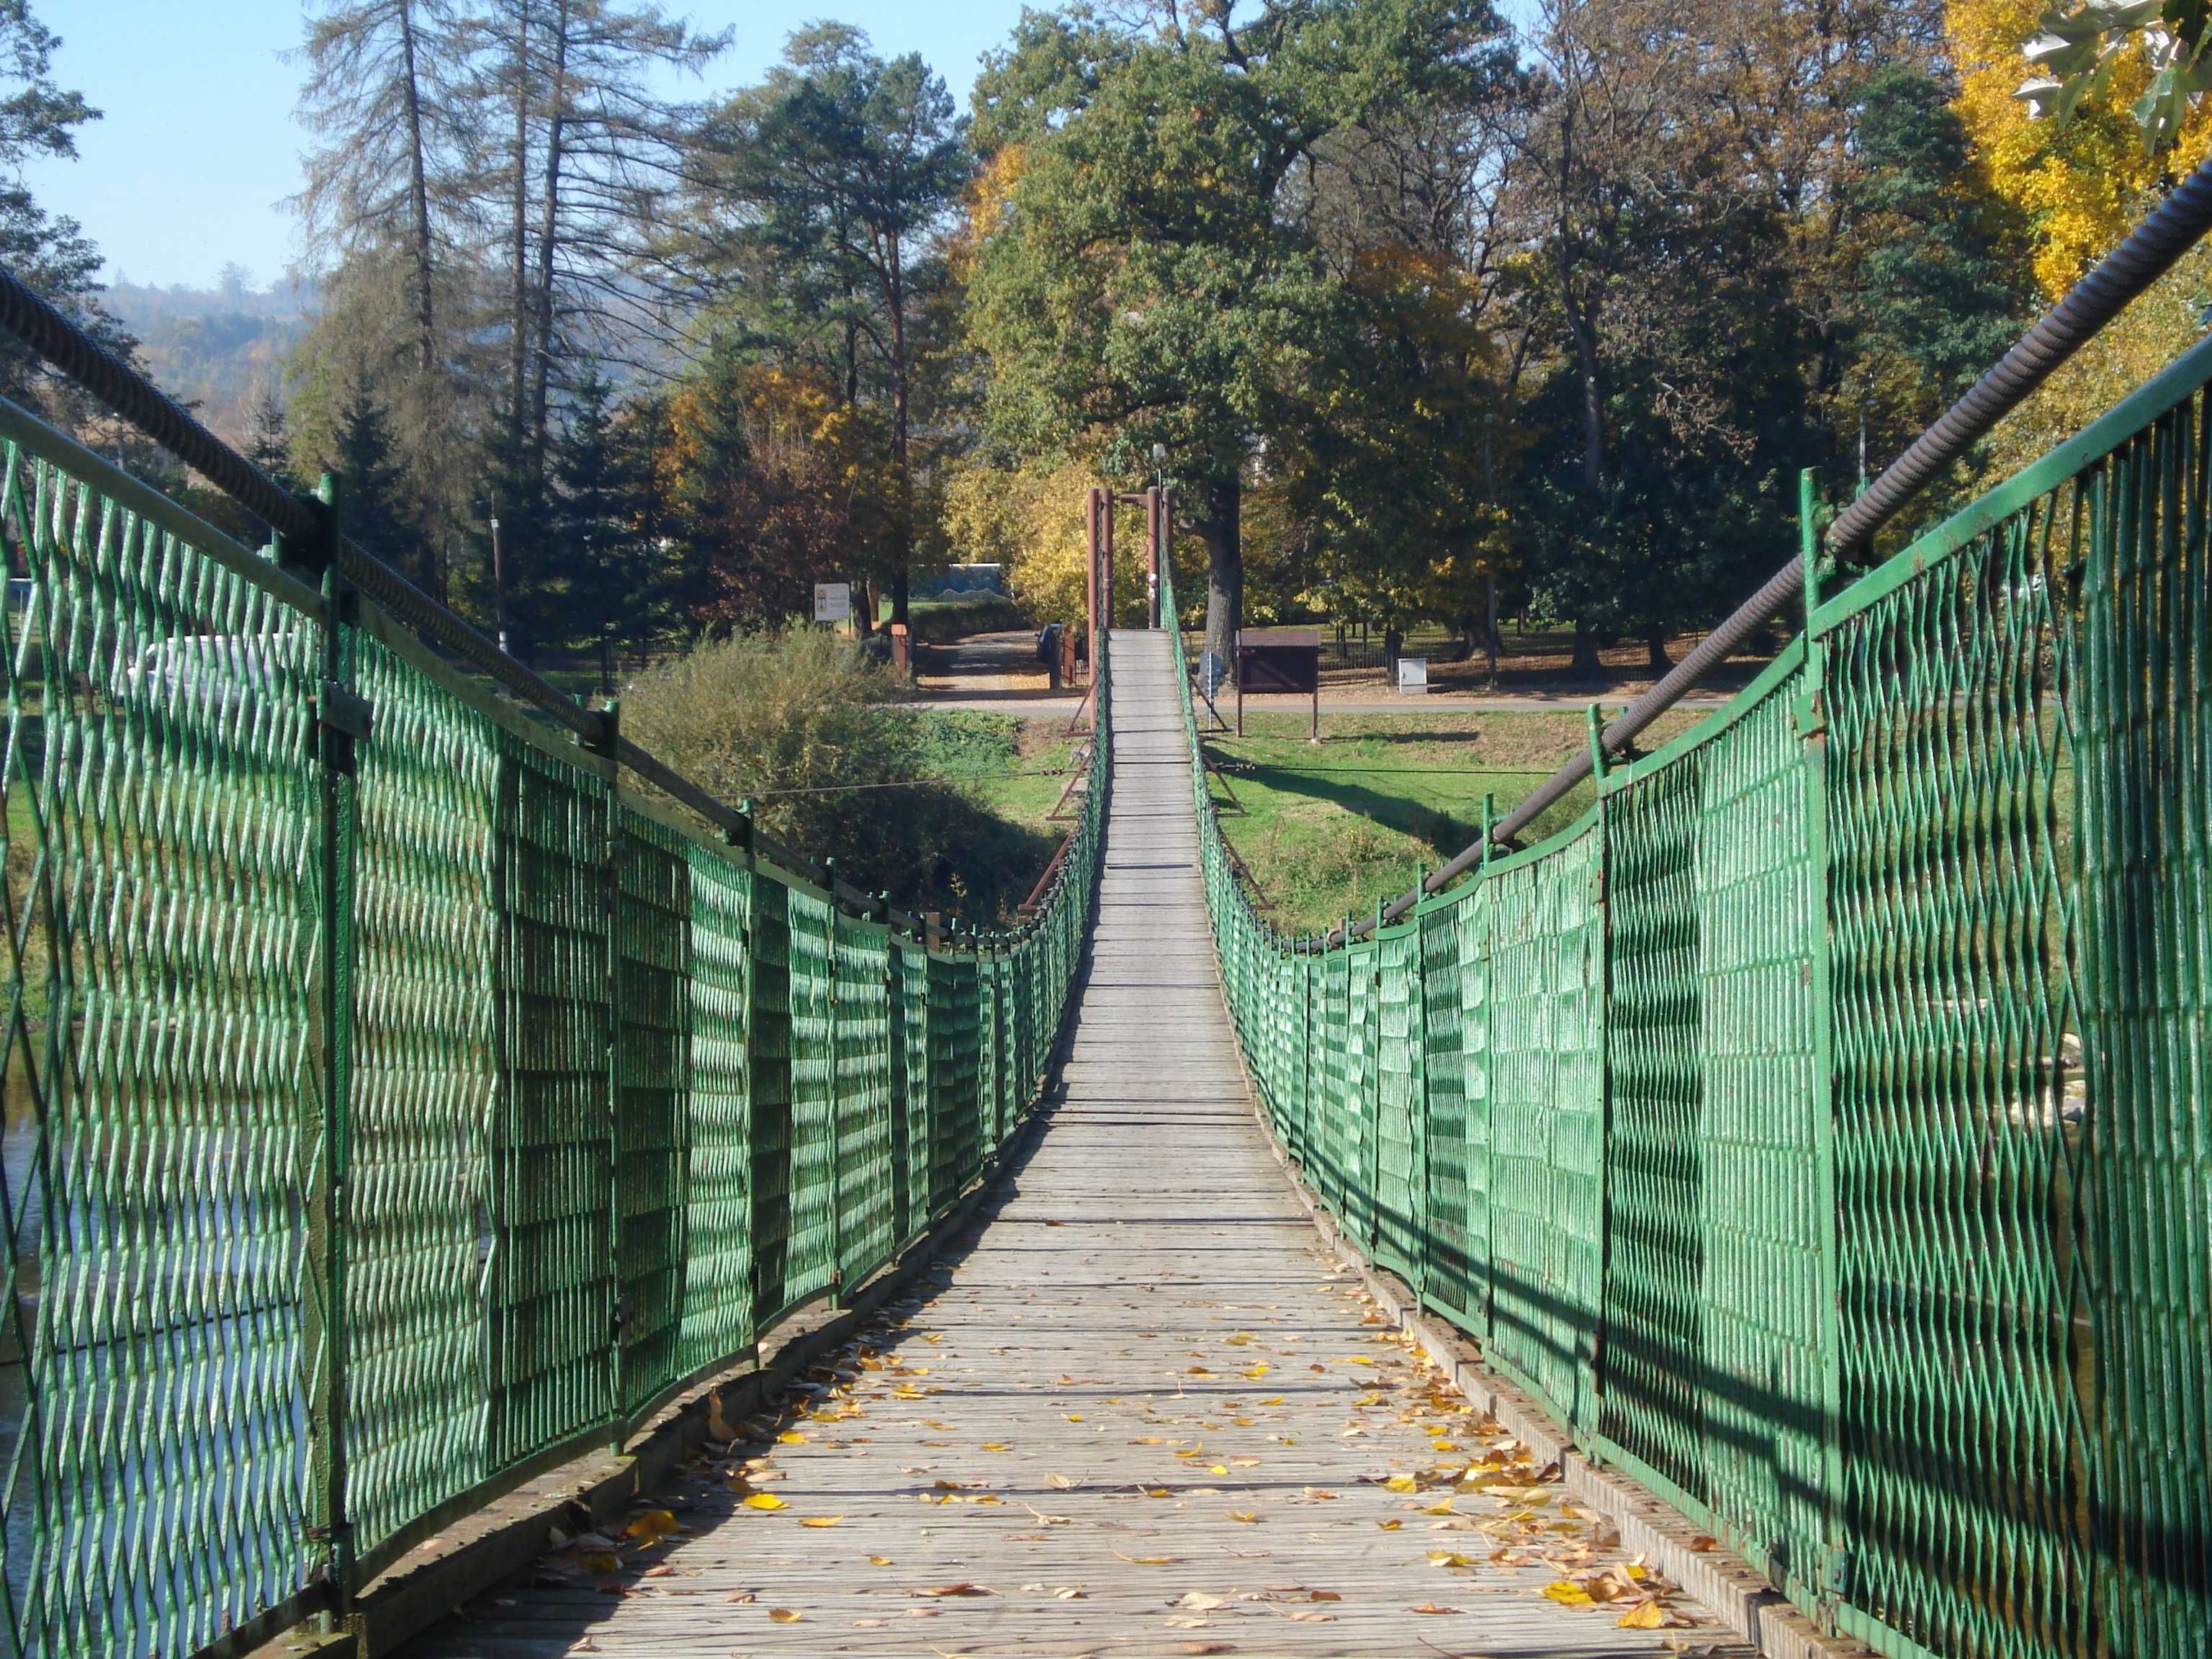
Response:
[687,27,969,625]
[963,0,1514,673]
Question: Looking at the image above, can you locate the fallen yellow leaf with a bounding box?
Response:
[1383,1474,1418,1493]
[982,1442,1010,1452]
[868,1555,893,1565]
[742,1493,786,1511]
[777,1431,806,1444]
[1544,1581,1596,1608]
[1617,1600,1666,1629]
[799,1516,842,1528]
[1229,1510,1259,1523]
[768,1608,801,1622]
[578,1551,620,1573]
[624,1509,680,1542]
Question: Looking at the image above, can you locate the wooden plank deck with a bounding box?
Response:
[418,629,1743,1657]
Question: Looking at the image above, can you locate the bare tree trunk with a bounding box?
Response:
[1645,626,1669,673]
[529,0,572,451]
[1572,617,1602,680]
[886,240,912,629]
[1486,567,1499,688]
[399,0,436,377]
[507,0,531,441]
[1195,470,1242,683]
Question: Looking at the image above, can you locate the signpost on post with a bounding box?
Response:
[814,581,853,629]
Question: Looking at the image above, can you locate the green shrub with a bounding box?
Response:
[621,627,1056,920]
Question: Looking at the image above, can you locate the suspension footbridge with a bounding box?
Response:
[0,168,2206,1659]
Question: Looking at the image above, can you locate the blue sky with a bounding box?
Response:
[33,0,1040,292]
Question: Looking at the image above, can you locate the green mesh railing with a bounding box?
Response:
[1170,338,2212,1659]
[0,398,1107,1659]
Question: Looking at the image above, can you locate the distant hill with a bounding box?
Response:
[104,271,318,444]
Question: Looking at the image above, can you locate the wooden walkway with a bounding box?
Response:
[420,630,1740,1657]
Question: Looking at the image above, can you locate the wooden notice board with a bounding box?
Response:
[1234,627,1322,737]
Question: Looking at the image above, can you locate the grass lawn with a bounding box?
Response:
[883,710,1086,916]
[907,711,1083,837]
[1202,708,1699,935]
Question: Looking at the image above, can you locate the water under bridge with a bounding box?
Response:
[0,264,2206,1659]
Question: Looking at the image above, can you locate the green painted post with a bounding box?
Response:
[1583,706,1612,1443]
[585,699,624,1425]
[297,471,359,1619]
[1795,467,1851,1616]
[824,858,845,1305]
[1409,870,1430,1300]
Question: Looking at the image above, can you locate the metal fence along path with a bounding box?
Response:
[0,401,1105,1659]
[1178,338,2212,1659]
[413,628,1747,1655]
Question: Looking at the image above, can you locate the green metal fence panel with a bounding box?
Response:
[1691,681,1826,1590]
[1419,902,1470,1318]
[891,938,930,1244]
[832,915,893,1289]
[1484,827,1604,1429]
[678,846,752,1377]
[783,889,837,1312]
[345,631,498,1557]
[614,805,690,1415]
[927,952,979,1210]
[1343,938,1377,1247]
[1826,488,2097,1659]
[1597,747,1709,1503]
[1,428,325,1659]
[1457,885,1494,1341]
[746,877,794,1326]
[2074,400,2212,1659]
[1373,927,1421,1282]
[489,733,615,1467]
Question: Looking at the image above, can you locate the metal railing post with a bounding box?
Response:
[1794,469,1852,1616]
[297,471,359,1620]
[584,699,624,1416]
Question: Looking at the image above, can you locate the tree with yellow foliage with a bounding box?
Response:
[1951,0,2212,300]
[942,451,1156,630]
[1948,0,2212,490]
